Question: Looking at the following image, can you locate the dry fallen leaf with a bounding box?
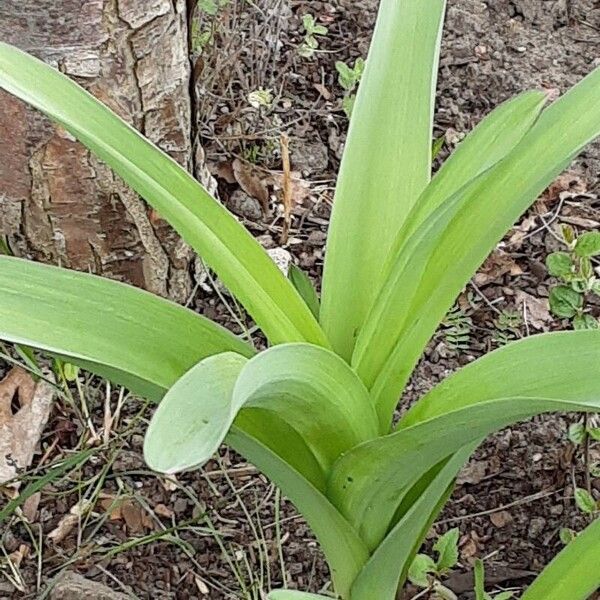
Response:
[22,492,41,522]
[0,368,55,490]
[515,290,551,331]
[154,503,174,519]
[48,499,93,545]
[507,214,539,248]
[121,499,153,534]
[195,576,210,596]
[268,170,312,208]
[232,158,270,214]
[474,251,522,286]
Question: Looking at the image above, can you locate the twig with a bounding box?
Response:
[280,132,292,244]
[437,488,563,525]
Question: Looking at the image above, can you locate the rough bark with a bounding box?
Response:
[0,0,195,301]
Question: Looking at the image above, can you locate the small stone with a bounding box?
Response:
[173,497,188,515]
[528,517,546,539]
[227,189,263,221]
[290,139,329,174]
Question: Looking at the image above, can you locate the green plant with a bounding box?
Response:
[191,0,230,53]
[441,306,472,354]
[2,0,600,598]
[408,528,459,597]
[546,224,600,329]
[474,559,514,600]
[298,14,328,59]
[335,58,366,118]
[492,309,523,346]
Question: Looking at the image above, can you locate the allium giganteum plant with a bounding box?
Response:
[1,1,600,598]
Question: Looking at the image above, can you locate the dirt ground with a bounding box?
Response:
[2,0,600,598]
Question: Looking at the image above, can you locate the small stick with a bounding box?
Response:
[280,133,292,244]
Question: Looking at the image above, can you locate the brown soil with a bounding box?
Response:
[2,1,600,599]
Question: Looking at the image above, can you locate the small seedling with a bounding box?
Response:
[191,0,230,53]
[198,0,229,16]
[248,88,274,110]
[559,527,576,545]
[409,528,460,596]
[474,559,514,600]
[546,225,600,329]
[574,488,598,515]
[492,309,522,346]
[335,58,365,118]
[298,13,328,59]
[441,307,472,354]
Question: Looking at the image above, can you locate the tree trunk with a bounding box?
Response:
[0,0,196,302]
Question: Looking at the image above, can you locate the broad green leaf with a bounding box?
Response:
[408,554,436,588]
[0,43,327,348]
[320,0,446,361]
[521,518,600,600]
[144,353,248,474]
[231,344,379,470]
[350,448,474,600]
[574,231,600,257]
[146,344,378,486]
[0,256,252,401]
[434,528,460,572]
[356,64,600,425]
[288,264,320,319]
[546,252,574,279]
[328,332,600,549]
[549,285,582,318]
[386,91,547,264]
[228,429,368,598]
[574,488,597,514]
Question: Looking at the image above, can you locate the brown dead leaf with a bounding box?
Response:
[268,171,312,208]
[210,160,236,184]
[474,251,522,286]
[460,532,478,560]
[8,544,29,569]
[195,576,210,596]
[515,290,551,331]
[0,368,55,489]
[313,83,331,100]
[48,499,92,545]
[22,492,41,522]
[543,170,587,205]
[121,499,153,533]
[155,503,174,519]
[232,158,269,214]
[508,214,538,248]
[561,215,600,229]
